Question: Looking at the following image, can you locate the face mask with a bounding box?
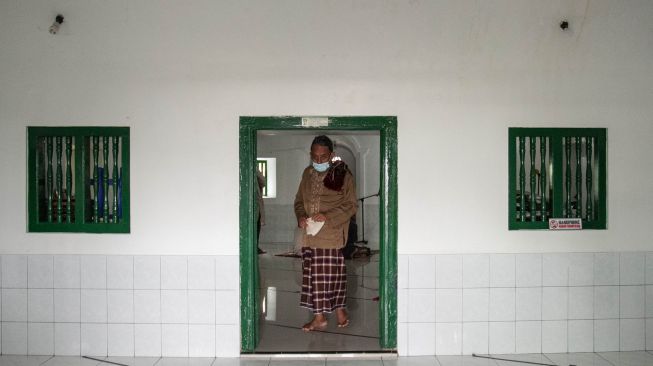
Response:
[312,161,330,172]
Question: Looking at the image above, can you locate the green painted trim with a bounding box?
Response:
[78,136,86,228]
[508,127,607,230]
[552,135,564,224]
[27,131,39,230]
[121,134,131,230]
[28,126,130,136]
[28,223,130,233]
[596,129,607,227]
[508,127,605,138]
[379,121,398,349]
[239,116,398,352]
[27,127,130,233]
[508,130,516,228]
[240,116,392,130]
[239,123,259,352]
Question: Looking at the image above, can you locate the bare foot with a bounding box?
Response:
[302,315,327,332]
[336,308,349,328]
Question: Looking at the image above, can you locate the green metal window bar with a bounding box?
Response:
[508,128,606,230]
[28,127,130,233]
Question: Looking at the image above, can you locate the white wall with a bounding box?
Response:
[1,0,653,255]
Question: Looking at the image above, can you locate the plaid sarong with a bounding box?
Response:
[300,247,347,314]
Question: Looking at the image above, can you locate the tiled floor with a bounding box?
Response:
[256,243,381,353]
[2,353,653,366]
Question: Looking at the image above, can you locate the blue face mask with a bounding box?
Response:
[312,161,330,172]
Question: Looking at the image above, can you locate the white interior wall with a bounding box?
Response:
[1,0,652,255]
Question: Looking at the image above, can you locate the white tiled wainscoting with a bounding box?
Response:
[2,252,652,357]
[0,255,239,357]
[398,252,653,356]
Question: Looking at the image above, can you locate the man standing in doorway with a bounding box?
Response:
[294,135,357,331]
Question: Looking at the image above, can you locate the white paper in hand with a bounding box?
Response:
[306,218,325,236]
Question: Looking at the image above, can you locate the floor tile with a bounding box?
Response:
[325,360,383,366]
[154,357,216,366]
[255,251,381,353]
[596,352,653,366]
[436,356,496,366]
[545,353,613,366]
[213,359,270,366]
[7,355,653,366]
[0,356,53,366]
[104,356,161,366]
[325,355,383,360]
[269,359,326,366]
[41,356,103,366]
[256,324,380,352]
[487,354,554,366]
[381,356,440,365]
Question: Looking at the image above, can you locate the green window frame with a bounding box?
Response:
[509,128,606,230]
[28,127,130,233]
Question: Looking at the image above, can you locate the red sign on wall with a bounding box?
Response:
[549,218,582,230]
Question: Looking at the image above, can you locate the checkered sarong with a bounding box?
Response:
[300,247,347,314]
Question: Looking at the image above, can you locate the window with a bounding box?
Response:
[28,127,130,233]
[509,128,606,230]
[256,158,276,198]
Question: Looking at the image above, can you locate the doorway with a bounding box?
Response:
[239,116,397,353]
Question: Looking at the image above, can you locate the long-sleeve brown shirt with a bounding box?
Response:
[294,166,357,249]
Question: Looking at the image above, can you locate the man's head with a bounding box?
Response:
[310,135,334,164]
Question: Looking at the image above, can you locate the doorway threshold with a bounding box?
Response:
[241,352,397,359]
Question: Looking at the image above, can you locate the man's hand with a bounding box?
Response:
[298,217,308,228]
[311,213,327,222]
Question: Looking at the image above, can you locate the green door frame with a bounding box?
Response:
[239,116,398,352]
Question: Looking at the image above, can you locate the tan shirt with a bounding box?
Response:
[294,166,357,249]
